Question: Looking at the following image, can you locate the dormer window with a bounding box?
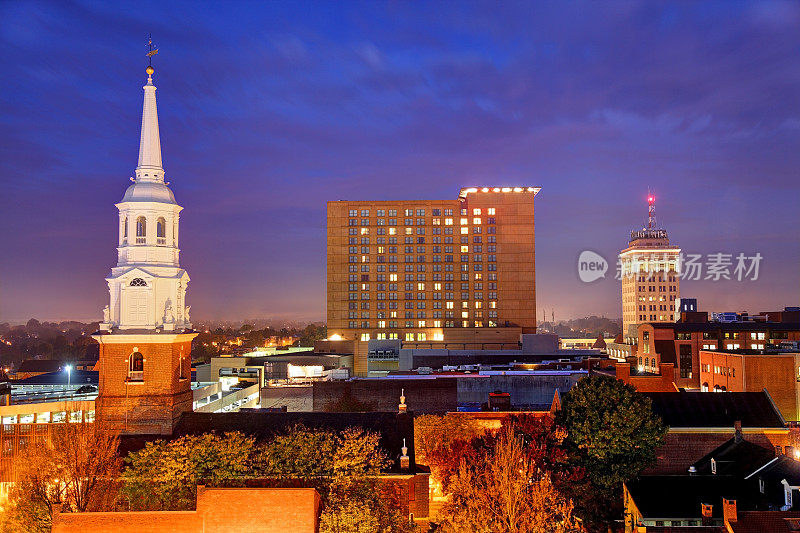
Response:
[130,278,147,287]
[157,217,166,245]
[128,351,144,381]
[136,216,147,244]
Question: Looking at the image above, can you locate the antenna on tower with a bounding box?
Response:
[647,189,657,230]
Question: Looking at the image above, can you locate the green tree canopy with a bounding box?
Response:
[556,375,667,492]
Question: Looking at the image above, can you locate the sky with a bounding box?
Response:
[1,0,799,324]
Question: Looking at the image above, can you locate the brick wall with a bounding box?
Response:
[52,487,320,533]
[95,335,195,435]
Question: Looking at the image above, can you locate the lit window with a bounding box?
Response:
[128,351,144,381]
[473,217,481,225]
[473,208,481,215]
[360,333,370,341]
[461,227,468,234]
[487,208,495,215]
[460,218,468,225]
[405,333,414,341]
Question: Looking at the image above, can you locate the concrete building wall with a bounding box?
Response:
[456,373,583,408]
[312,378,458,414]
[261,385,314,411]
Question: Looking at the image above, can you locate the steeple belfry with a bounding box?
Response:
[136,65,163,180]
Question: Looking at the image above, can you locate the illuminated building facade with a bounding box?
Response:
[93,64,197,435]
[327,187,539,375]
[619,194,681,336]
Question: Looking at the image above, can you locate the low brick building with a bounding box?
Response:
[51,486,321,533]
[699,349,800,422]
[635,312,800,389]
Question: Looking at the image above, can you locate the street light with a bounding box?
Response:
[64,365,72,391]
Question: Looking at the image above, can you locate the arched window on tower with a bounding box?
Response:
[157,217,166,245]
[123,216,128,244]
[129,351,144,381]
[136,216,147,244]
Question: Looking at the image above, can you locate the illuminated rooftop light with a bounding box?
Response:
[459,186,541,198]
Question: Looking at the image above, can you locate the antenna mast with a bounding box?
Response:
[647,189,656,230]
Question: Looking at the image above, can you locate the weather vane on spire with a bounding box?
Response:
[145,34,159,79]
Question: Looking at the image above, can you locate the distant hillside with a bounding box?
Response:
[539,316,622,338]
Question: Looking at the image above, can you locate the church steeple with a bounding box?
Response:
[99,49,191,334]
[135,65,164,182]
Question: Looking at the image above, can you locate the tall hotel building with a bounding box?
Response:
[619,194,681,336]
[327,187,539,375]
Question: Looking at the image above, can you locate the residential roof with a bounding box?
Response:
[746,454,800,488]
[626,476,753,519]
[14,370,98,386]
[728,511,800,533]
[17,360,64,373]
[640,391,785,428]
[690,437,775,477]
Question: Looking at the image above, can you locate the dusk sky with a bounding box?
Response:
[1,1,799,324]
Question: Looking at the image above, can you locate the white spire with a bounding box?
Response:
[135,66,163,182]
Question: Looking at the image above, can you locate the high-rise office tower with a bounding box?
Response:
[619,193,681,336]
[327,187,539,375]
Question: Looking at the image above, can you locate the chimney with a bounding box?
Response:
[701,503,714,525]
[616,362,631,383]
[399,438,410,470]
[723,499,738,525]
[659,363,675,383]
[734,420,743,443]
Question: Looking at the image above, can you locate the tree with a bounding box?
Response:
[320,477,417,533]
[556,376,667,490]
[123,432,259,510]
[261,425,388,479]
[437,426,581,533]
[414,414,484,496]
[1,423,121,532]
[555,375,667,529]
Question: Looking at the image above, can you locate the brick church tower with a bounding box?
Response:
[93,58,197,435]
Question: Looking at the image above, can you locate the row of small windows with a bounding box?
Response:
[350,321,500,333]
[348,208,496,217]
[349,217,497,227]
[349,226,496,236]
